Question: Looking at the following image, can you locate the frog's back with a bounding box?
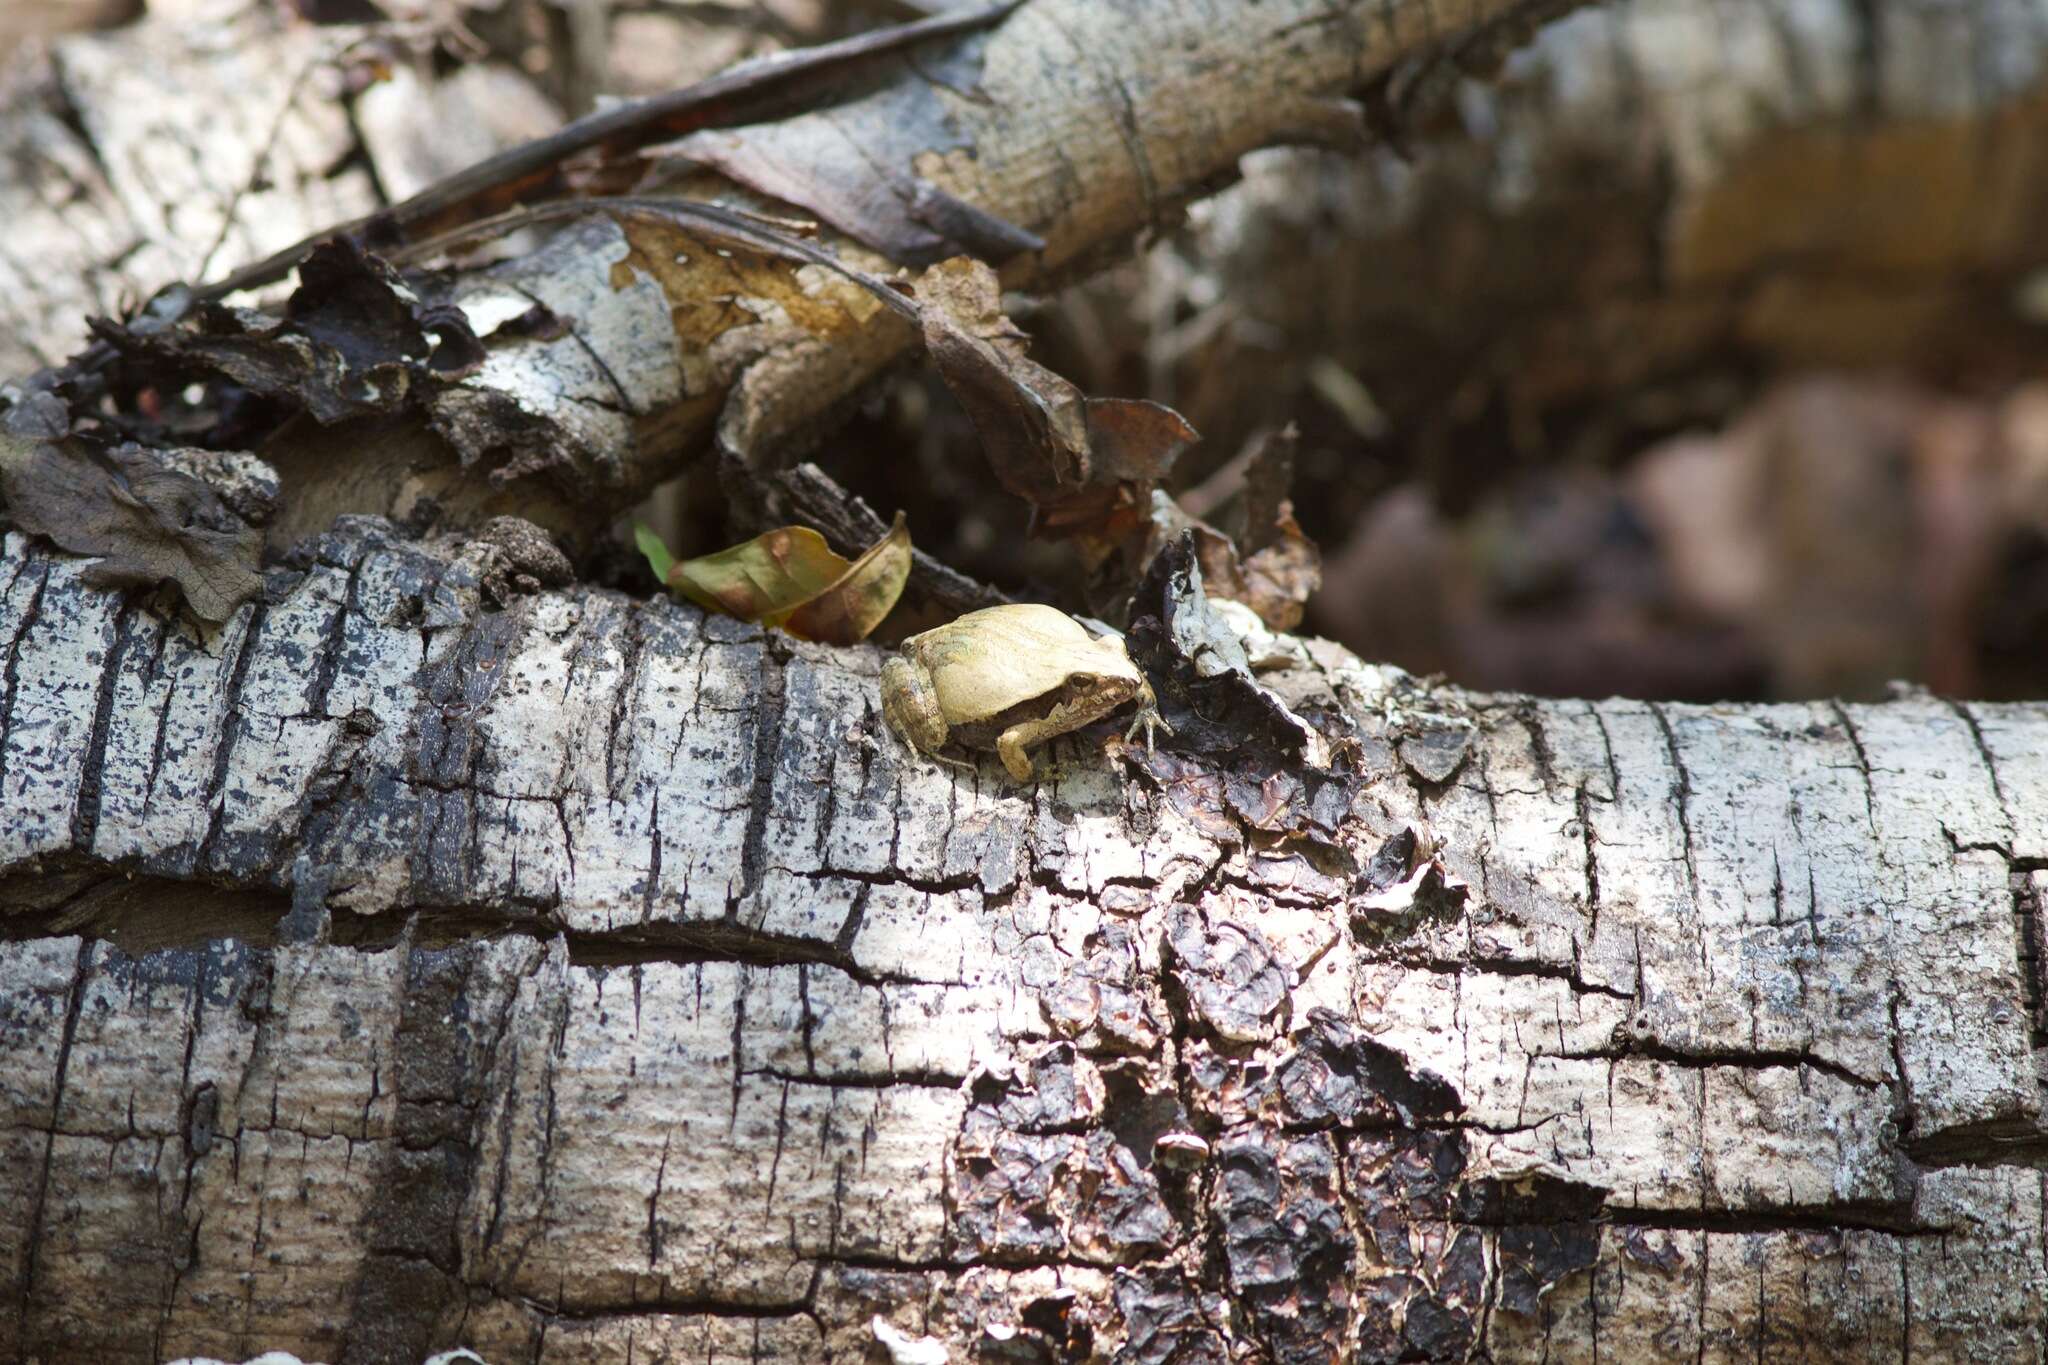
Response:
[915,604,1107,717]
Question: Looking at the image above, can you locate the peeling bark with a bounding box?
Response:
[2,525,2044,1361]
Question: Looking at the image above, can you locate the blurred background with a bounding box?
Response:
[9,0,2048,702]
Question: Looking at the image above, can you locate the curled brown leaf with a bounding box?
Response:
[643,512,912,643]
[667,524,846,623]
[784,512,912,645]
[915,257,1197,546]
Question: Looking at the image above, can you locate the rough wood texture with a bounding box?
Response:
[8,3,2048,1360]
[2,523,2044,1361]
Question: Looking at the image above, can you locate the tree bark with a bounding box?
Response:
[2,522,2044,1362]
[7,2,2048,1362]
[13,0,1570,550]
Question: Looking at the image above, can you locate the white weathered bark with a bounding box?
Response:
[1,524,2043,1361]
[7,2,2048,1361]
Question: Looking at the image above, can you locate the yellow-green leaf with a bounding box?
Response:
[784,512,912,644]
[633,522,675,585]
[669,525,850,624]
[648,517,914,642]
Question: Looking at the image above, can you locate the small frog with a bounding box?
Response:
[881,603,1168,781]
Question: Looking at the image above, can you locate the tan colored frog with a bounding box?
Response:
[881,604,1167,781]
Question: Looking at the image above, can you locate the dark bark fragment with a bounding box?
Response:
[1037,924,1168,1055]
[1213,1128,1354,1363]
[339,943,492,1363]
[953,1102,1178,1266]
[1494,1219,1601,1315]
[1185,1010,1461,1132]
[1341,1130,1488,1361]
[99,240,478,426]
[1124,536,1365,850]
[1397,726,1472,785]
[1166,906,1293,1044]
[1111,1268,1230,1365]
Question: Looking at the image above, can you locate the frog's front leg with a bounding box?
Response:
[994,687,1135,781]
[1122,681,1172,754]
[994,715,1060,782]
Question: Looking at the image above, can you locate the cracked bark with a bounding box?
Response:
[1,523,2045,1361]
[6,0,2048,1361]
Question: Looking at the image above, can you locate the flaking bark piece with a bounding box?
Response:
[1122,534,1363,848]
[1494,1221,1603,1315]
[918,257,1196,543]
[1278,1010,1461,1127]
[0,427,265,623]
[1350,821,1469,937]
[1181,1011,1463,1131]
[1104,487,1318,633]
[1397,725,1472,784]
[1112,1271,1230,1365]
[1211,1129,1355,1363]
[1165,907,1293,1044]
[435,515,575,608]
[96,238,483,426]
[1338,1130,1492,1357]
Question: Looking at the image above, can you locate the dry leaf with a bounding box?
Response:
[0,429,264,623]
[1181,425,1321,631]
[916,257,1196,545]
[1191,513,1321,632]
[96,238,484,426]
[668,524,847,623]
[784,512,911,644]
[641,514,912,643]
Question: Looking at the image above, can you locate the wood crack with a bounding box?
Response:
[13,941,92,1341]
[193,601,268,873]
[731,635,787,914]
[1547,1042,1883,1091]
[67,598,133,855]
